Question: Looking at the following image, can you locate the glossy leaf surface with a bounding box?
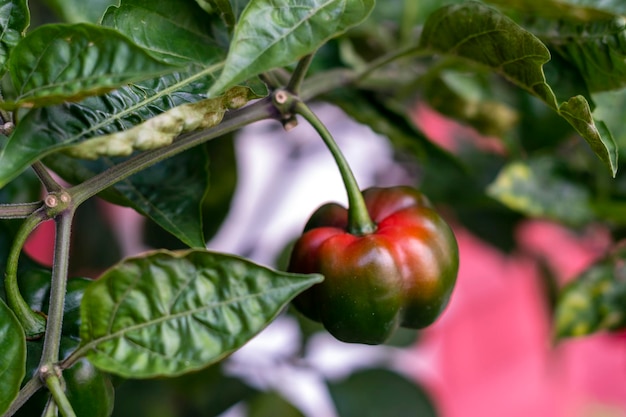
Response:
[0,0,28,73]
[0,81,258,247]
[5,23,178,108]
[43,0,117,23]
[102,0,227,65]
[209,0,375,95]
[0,298,26,415]
[79,250,323,378]
[0,71,214,188]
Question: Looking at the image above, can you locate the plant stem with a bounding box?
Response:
[39,209,73,367]
[44,374,76,417]
[287,54,315,94]
[0,202,42,219]
[300,45,431,101]
[4,210,48,338]
[69,96,276,206]
[1,376,43,417]
[261,68,291,89]
[400,0,420,45]
[293,100,376,235]
[42,397,59,417]
[32,162,63,193]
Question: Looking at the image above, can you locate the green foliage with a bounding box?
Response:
[418,1,618,175]
[4,23,179,108]
[208,0,375,95]
[487,157,594,226]
[79,250,323,378]
[0,0,29,74]
[101,0,229,65]
[0,298,26,415]
[43,0,117,23]
[554,243,626,338]
[327,368,438,417]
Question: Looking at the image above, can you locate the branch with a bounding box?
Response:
[0,202,42,219]
[287,53,315,94]
[69,96,277,206]
[31,162,64,192]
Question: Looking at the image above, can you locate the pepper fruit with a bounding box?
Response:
[288,186,459,345]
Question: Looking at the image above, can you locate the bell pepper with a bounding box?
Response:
[283,94,459,345]
[288,186,459,344]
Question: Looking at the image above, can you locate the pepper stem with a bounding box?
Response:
[4,209,48,338]
[293,100,376,235]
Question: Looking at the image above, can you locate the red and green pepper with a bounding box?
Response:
[287,98,459,344]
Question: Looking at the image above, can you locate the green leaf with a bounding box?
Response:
[487,157,594,225]
[0,70,214,188]
[423,71,519,138]
[0,0,29,74]
[485,0,621,21]
[64,355,115,417]
[558,97,618,175]
[79,250,323,378]
[0,0,238,187]
[0,298,26,415]
[142,135,239,249]
[328,368,438,417]
[65,85,258,159]
[208,0,375,95]
[112,364,257,416]
[554,243,626,339]
[248,392,305,417]
[50,148,210,249]
[194,0,237,30]
[43,0,118,23]
[201,135,238,242]
[52,87,255,249]
[592,88,626,154]
[102,0,229,65]
[527,17,626,92]
[419,1,618,175]
[561,0,626,15]
[111,147,210,248]
[2,83,258,248]
[0,136,41,206]
[420,1,558,107]
[4,23,179,109]
[22,275,92,382]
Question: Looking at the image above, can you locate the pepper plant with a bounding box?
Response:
[2,0,626,416]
